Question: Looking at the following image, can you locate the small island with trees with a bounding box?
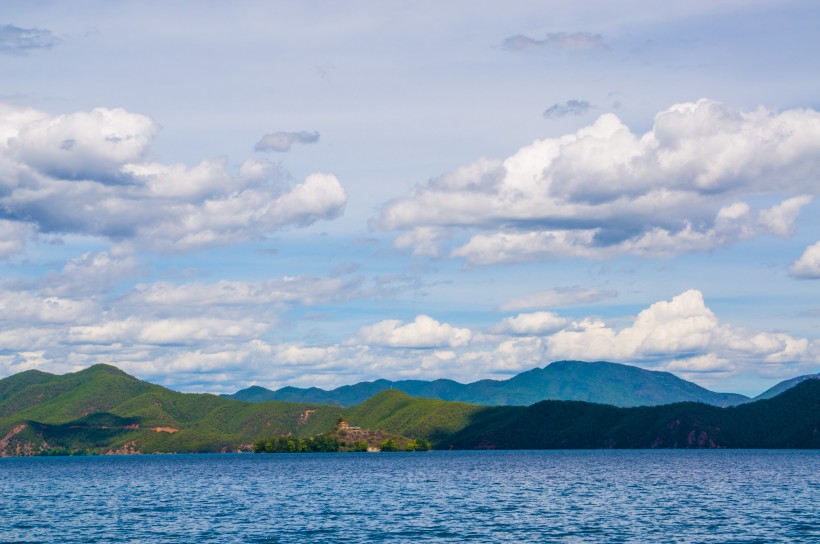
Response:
[252,416,431,453]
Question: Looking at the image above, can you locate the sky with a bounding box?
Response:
[1,0,819,397]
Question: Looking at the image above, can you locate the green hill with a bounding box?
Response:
[343,389,482,441]
[225,360,749,408]
[0,364,341,456]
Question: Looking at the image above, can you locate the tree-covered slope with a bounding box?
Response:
[753,373,820,401]
[343,389,482,441]
[2,363,817,456]
[0,365,340,456]
[437,379,820,450]
[225,360,749,408]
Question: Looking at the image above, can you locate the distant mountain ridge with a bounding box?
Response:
[224,360,750,408]
[753,373,820,401]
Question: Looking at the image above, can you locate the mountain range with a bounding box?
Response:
[1,362,818,456]
[225,360,752,407]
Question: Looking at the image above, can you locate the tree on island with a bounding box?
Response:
[405,438,431,451]
[253,434,340,453]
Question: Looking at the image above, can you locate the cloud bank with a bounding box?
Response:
[1,266,814,393]
[0,104,346,254]
[379,100,819,265]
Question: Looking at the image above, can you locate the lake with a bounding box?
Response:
[1,450,818,543]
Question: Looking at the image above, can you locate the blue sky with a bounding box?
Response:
[1,1,819,397]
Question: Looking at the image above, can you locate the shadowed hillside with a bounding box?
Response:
[436,380,820,450]
[753,373,820,401]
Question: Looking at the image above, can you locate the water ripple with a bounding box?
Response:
[0,451,818,543]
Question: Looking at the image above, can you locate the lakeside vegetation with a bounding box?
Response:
[251,432,431,453]
[1,363,819,456]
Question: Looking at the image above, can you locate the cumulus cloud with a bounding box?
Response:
[666,354,735,375]
[500,287,617,312]
[0,104,346,253]
[543,100,591,119]
[9,107,156,180]
[254,131,320,152]
[790,242,820,279]
[502,32,607,52]
[497,311,568,335]
[356,315,472,348]
[0,24,61,55]
[545,290,813,369]
[378,100,820,264]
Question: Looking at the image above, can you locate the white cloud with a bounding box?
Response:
[356,315,472,348]
[497,311,568,335]
[0,283,816,393]
[545,290,814,369]
[500,287,617,312]
[667,354,733,372]
[394,227,449,257]
[10,107,155,180]
[464,337,546,374]
[759,196,813,237]
[790,242,820,279]
[0,104,347,254]
[379,100,820,264]
[68,317,267,346]
[126,275,353,308]
[273,344,340,365]
[545,290,720,361]
[122,159,236,200]
[0,219,34,258]
[0,291,99,325]
[39,250,140,297]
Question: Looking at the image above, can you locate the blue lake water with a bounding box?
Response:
[1,450,818,543]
